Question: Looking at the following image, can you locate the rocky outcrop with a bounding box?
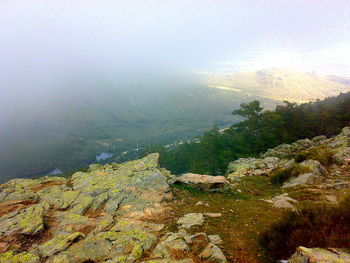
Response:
[227,157,280,179]
[227,127,350,185]
[0,153,228,263]
[288,246,350,263]
[0,153,173,263]
[172,173,229,191]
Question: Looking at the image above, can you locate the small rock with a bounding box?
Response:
[325,195,338,204]
[196,201,204,206]
[203,213,222,218]
[199,243,227,263]
[177,213,204,229]
[208,235,223,245]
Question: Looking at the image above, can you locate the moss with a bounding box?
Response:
[294,145,333,166]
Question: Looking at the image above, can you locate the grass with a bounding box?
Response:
[294,145,333,166]
[259,193,350,262]
[170,176,283,263]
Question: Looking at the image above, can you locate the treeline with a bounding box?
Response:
[143,91,350,175]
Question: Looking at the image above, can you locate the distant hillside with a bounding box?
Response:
[201,69,350,102]
[0,85,276,182]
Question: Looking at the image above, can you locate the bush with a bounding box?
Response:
[259,194,350,262]
[270,167,297,185]
[294,145,333,166]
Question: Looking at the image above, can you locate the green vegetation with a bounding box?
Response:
[294,145,333,165]
[144,91,350,175]
[259,194,350,262]
[270,167,297,185]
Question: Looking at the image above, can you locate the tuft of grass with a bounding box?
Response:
[259,193,350,262]
[270,167,297,185]
[294,145,333,166]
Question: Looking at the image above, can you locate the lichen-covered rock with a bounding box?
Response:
[199,243,227,263]
[49,220,157,263]
[0,250,40,263]
[153,232,190,259]
[298,159,328,176]
[38,232,85,257]
[177,213,204,229]
[0,202,49,235]
[39,186,79,210]
[226,157,280,178]
[282,173,323,188]
[288,246,350,263]
[172,173,229,191]
[332,147,350,165]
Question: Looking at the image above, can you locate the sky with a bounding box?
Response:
[1,0,350,111]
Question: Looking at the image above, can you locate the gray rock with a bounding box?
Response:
[282,173,323,188]
[173,173,229,191]
[299,159,328,176]
[288,246,350,263]
[177,213,204,229]
[0,202,49,235]
[208,235,223,245]
[199,243,227,263]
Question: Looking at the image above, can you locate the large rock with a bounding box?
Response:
[227,157,280,178]
[199,243,227,263]
[0,202,49,236]
[332,147,350,165]
[173,173,229,191]
[288,246,350,263]
[264,193,298,210]
[282,173,323,188]
[298,159,328,176]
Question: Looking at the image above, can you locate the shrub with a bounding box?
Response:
[259,194,350,262]
[294,145,333,166]
[270,167,297,185]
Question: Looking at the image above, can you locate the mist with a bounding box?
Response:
[1,0,350,179]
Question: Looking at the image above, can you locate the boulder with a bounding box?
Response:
[288,246,350,263]
[173,173,229,191]
[199,243,227,263]
[226,157,280,178]
[282,173,323,188]
[332,147,350,165]
[264,193,298,210]
[153,232,190,259]
[177,213,204,229]
[298,159,328,176]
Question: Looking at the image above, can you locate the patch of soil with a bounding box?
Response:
[31,181,66,191]
[0,200,37,217]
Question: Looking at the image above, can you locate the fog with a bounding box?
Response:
[1,1,350,179]
[1,1,350,113]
